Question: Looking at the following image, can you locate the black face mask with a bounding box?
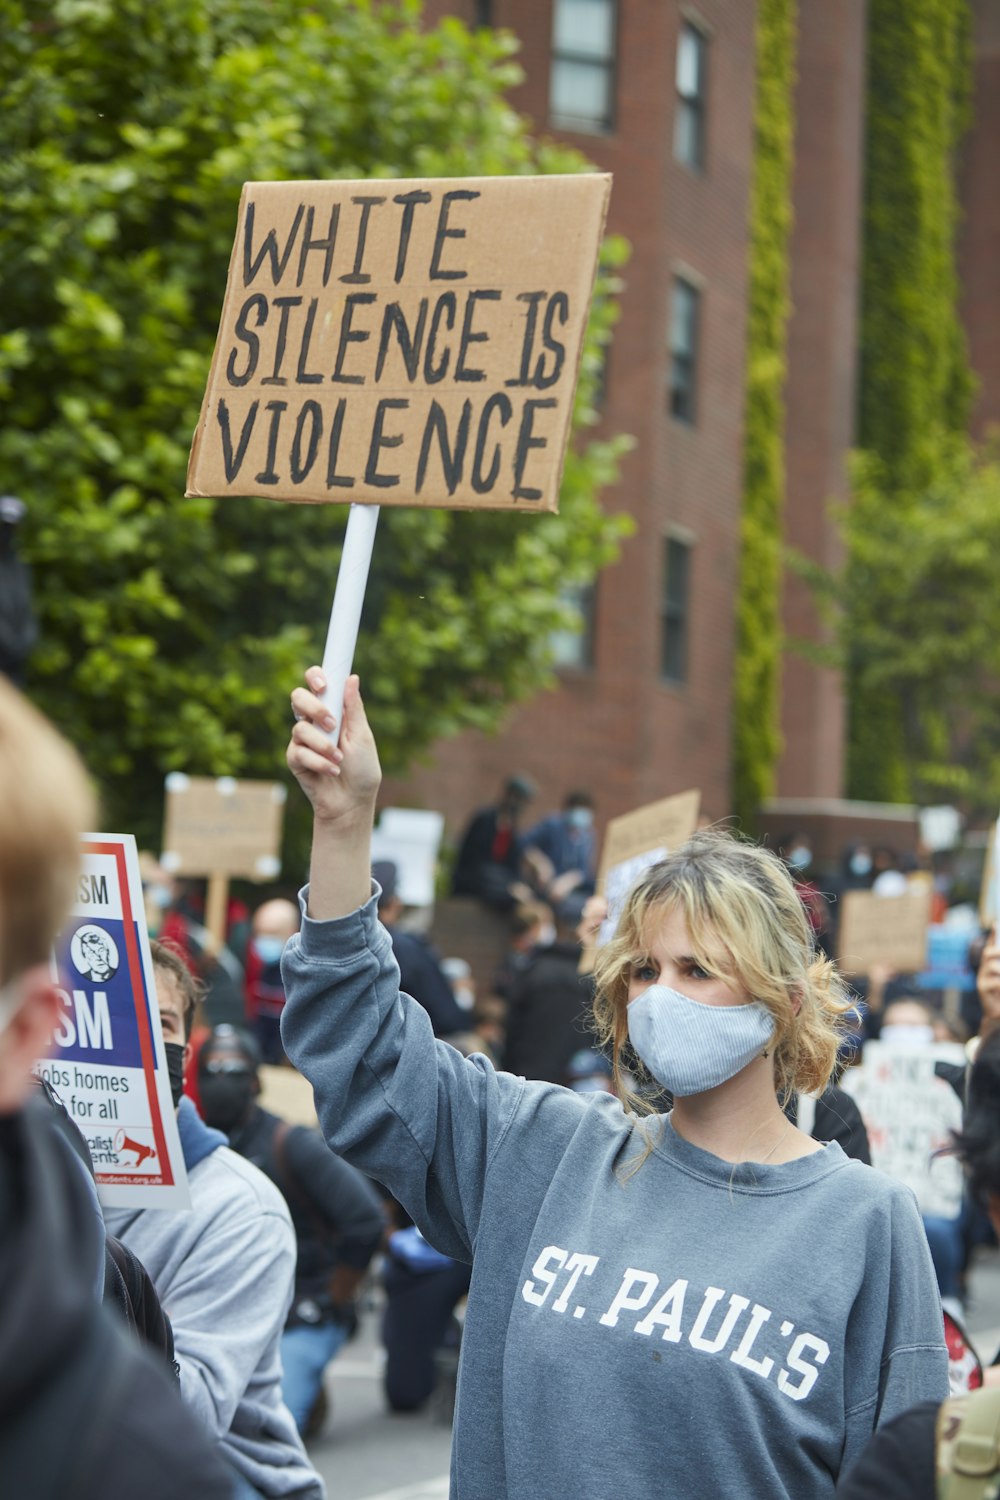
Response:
[164,1042,186,1110]
[199,1073,255,1134]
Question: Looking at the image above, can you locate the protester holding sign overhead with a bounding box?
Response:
[282,666,947,1500]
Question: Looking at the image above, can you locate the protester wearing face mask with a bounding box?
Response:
[197,1025,384,1437]
[245,898,300,1064]
[523,789,597,923]
[779,832,832,957]
[283,665,947,1500]
[105,942,323,1500]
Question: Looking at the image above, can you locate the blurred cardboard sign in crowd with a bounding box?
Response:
[161,774,286,881]
[580,789,701,970]
[837,888,933,976]
[187,174,611,514]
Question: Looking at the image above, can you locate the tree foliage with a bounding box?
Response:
[0,0,630,852]
[731,0,797,826]
[849,0,973,800]
[805,441,1000,814]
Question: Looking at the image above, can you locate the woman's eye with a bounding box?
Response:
[686,963,712,982]
[632,962,657,982]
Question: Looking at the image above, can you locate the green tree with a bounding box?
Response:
[731,0,797,826]
[810,440,1000,814]
[1,0,629,856]
[849,0,973,800]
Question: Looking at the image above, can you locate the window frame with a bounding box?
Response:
[660,532,694,686]
[668,273,702,425]
[549,0,620,136]
[673,16,710,173]
[549,580,598,673]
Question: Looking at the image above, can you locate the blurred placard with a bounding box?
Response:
[918,804,961,852]
[258,1064,318,1128]
[161,774,286,880]
[838,888,932,975]
[42,834,190,1209]
[580,790,700,971]
[370,807,445,909]
[980,816,1000,930]
[841,1041,966,1218]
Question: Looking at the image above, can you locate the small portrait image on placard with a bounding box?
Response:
[70,924,121,984]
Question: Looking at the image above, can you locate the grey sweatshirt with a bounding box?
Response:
[281,889,948,1500]
[105,1099,323,1499]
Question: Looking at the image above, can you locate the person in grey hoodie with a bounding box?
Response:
[105,942,323,1500]
[283,666,948,1500]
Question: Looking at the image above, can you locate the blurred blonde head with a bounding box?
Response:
[592,829,854,1110]
[0,677,95,988]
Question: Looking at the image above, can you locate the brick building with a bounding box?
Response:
[385,0,762,846]
[381,0,994,867]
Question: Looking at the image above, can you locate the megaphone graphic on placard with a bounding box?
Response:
[114,1129,157,1168]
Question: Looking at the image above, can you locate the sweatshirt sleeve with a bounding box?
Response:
[874,1191,950,1426]
[280,887,526,1262]
[167,1179,296,1437]
[843,1180,949,1470]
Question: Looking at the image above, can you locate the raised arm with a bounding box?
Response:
[282,665,530,1258]
[288,667,381,920]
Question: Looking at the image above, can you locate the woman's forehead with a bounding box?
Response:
[638,899,728,964]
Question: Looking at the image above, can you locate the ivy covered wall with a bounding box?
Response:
[731,0,797,826]
[848,0,973,801]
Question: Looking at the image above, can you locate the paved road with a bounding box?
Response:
[305,1293,452,1500]
[307,1248,1000,1500]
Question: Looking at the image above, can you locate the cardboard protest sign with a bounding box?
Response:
[258,1064,319,1128]
[580,790,701,971]
[39,835,189,1209]
[979,816,1000,930]
[837,888,932,975]
[161,773,286,880]
[187,174,611,512]
[841,1041,966,1218]
[370,807,445,909]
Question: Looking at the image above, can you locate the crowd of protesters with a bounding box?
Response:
[9,658,1000,1499]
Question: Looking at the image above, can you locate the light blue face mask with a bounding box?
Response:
[626,983,776,1097]
[253,935,286,966]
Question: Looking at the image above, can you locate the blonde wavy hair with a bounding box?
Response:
[592,828,855,1113]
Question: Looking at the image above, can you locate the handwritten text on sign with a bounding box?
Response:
[187,175,611,512]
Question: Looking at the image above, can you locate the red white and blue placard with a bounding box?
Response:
[39,834,190,1210]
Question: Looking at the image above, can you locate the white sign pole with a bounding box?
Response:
[320,503,380,744]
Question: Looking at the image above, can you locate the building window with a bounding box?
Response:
[550,582,596,670]
[661,536,692,684]
[674,19,708,171]
[550,0,617,134]
[669,276,701,423]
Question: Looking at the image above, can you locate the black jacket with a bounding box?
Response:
[229,1105,383,1304]
[788,1084,873,1164]
[502,940,596,1086]
[389,926,469,1038]
[834,1399,937,1498]
[0,1101,233,1500]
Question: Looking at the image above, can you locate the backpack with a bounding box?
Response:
[937,1387,1000,1499]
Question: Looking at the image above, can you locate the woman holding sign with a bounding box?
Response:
[282,667,947,1500]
